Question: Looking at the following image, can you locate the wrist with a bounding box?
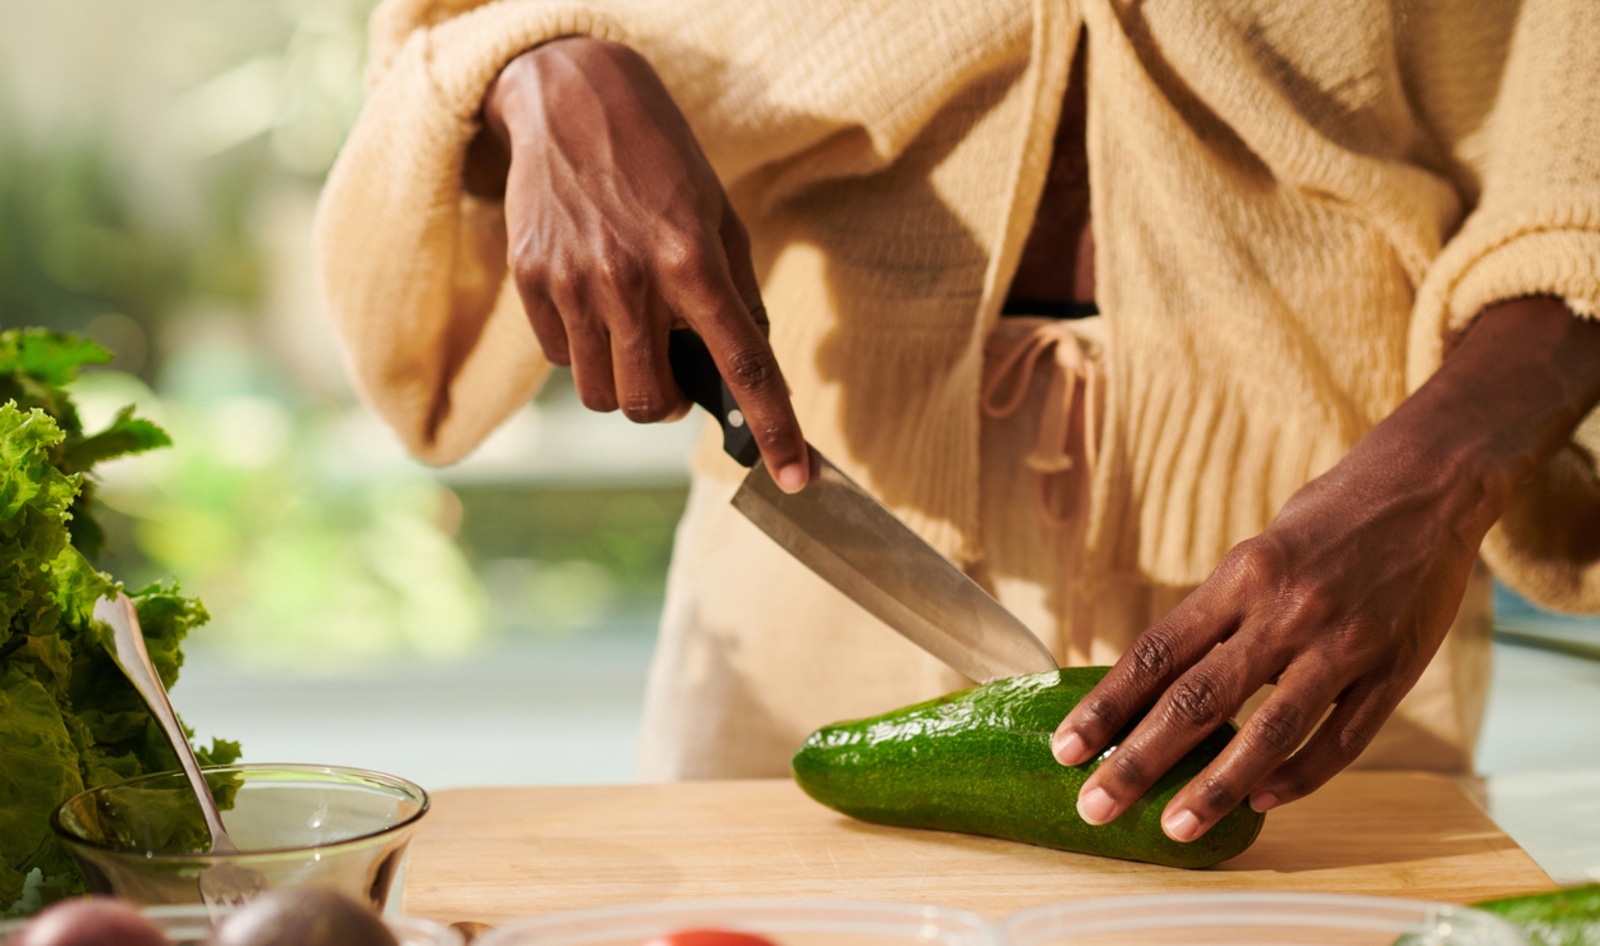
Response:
[483,37,638,145]
[470,37,619,199]
[1386,296,1600,526]
[1439,298,1600,480]
[482,44,549,148]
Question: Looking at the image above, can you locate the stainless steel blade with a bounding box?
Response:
[732,453,1058,683]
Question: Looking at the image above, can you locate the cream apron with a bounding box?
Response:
[636,316,1493,780]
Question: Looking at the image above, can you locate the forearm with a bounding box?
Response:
[1381,297,1600,537]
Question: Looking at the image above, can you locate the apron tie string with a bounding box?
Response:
[981,320,1102,525]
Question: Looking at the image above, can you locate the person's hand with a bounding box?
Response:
[480,38,810,491]
[1050,296,1600,843]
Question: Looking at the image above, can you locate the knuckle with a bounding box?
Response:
[510,250,544,287]
[544,254,581,295]
[656,231,709,282]
[611,326,654,368]
[593,243,645,292]
[1129,631,1178,682]
[755,419,791,449]
[726,346,780,393]
[1247,704,1306,756]
[1333,717,1380,765]
[1225,536,1288,588]
[1193,774,1239,815]
[620,390,668,423]
[1281,584,1335,629]
[1074,695,1121,736]
[1107,748,1149,788]
[1277,769,1311,802]
[1166,673,1226,730]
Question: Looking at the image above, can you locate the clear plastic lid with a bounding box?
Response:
[1004,893,1528,946]
[474,898,1004,946]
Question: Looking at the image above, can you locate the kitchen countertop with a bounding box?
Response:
[1482,769,1600,885]
[1476,639,1600,885]
[177,630,1600,887]
[400,772,1554,926]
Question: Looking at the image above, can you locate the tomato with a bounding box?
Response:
[641,929,782,946]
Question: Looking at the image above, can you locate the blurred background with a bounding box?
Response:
[0,0,692,786]
[2,0,1597,820]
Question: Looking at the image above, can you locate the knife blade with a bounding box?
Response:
[667,329,1058,683]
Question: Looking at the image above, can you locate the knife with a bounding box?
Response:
[667,329,1058,683]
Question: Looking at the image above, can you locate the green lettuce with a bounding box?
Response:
[0,329,238,914]
[0,330,170,561]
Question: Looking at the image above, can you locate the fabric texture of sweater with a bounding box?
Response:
[314,0,1600,613]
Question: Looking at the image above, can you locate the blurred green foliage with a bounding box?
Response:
[0,112,263,374]
[72,353,491,673]
[0,0,686,674]
[458,484,688,634]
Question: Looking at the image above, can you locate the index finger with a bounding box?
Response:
[659,249,809,492]
[1052,577,1239,766]
[1079,634,1280,837]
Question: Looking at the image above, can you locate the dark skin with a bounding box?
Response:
[483,37,1600,839]
[479,37,811,493]
[1053,297,1600,841]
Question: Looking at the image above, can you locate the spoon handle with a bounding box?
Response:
[95,592,237,853]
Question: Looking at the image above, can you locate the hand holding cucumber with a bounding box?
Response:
[1051,297,1600,843]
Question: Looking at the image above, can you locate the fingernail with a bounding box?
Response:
[1163,809,1201,843]
[1077,787,1116,825]
[1052,730,1089,766]
[1250,791,1279,813]
[776,463,807,493]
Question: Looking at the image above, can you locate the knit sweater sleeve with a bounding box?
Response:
[1405,0,1600,613]
[314,0,1022,465]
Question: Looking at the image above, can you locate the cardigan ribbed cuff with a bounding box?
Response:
[1409,210,1600,613]
[1410,196,1600,389]
[314,2,626,464]
[419,1,626,120]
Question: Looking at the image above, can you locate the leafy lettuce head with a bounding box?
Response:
[0,329,238,916]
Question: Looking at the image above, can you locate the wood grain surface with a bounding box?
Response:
[402,773,1554,926]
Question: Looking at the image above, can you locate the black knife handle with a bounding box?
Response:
[668,329,760,468]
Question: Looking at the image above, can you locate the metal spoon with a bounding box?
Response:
[95,592,269,917]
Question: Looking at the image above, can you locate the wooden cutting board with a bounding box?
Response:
[402,773,1553,925]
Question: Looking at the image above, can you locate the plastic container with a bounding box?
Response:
[0,903,462,946]
[50,763,428,911]
[474,899,1004,946]
[1004,893,1529,945]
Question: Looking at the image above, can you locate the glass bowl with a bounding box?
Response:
[51,763,428,911]
[474,899,1004,946]
[1004,893,1529,945]
[0,903,462,946]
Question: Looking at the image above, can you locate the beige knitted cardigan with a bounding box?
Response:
[315,0,1600,613]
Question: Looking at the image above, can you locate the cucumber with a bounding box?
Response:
[790,667,1264,869]
[1473,884,1600,946]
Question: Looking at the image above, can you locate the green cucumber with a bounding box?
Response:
[790,667,1264,869]
[1473,884,1600,946]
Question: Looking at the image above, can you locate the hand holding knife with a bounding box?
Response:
[667,329,1058,683]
